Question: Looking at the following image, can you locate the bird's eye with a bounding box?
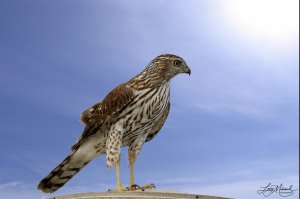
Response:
[174,60,181,66]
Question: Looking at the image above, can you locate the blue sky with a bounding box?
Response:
[0,1,298,199]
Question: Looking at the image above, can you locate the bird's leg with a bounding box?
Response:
[127,136,156,191]
[128,151,141,191]
[108,160,127,192]
[129,163,135,186]
[128,161,155,191]
[106,127,127,191]
[115,163,126,191]
[127,160,155,191]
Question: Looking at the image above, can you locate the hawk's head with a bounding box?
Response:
[131,54,190,89]
[147,54,191,81]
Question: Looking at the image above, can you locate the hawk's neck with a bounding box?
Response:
[128,71,170,90]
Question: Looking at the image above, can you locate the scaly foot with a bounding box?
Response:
[127,183,156,191]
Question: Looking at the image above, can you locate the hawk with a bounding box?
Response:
[37,54,191,193]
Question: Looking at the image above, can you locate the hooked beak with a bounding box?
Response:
[185,66,191,76]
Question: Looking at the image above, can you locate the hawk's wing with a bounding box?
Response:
[145,102,170,142]
[71,83,134,151]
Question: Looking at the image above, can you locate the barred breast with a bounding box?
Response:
[120,82,170,146]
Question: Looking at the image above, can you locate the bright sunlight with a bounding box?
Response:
[228,0,299,40]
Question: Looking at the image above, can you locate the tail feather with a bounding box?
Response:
[37,152,91,193]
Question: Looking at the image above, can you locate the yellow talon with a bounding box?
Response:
[127,183,155,191]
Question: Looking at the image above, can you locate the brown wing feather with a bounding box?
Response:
[71,83,134,151]
[145,102,170,142]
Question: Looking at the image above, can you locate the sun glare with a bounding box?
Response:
[228,0,299,40]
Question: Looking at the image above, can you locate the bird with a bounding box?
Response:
[37,54,191,193]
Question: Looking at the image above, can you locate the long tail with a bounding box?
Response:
[37,151,93,193]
